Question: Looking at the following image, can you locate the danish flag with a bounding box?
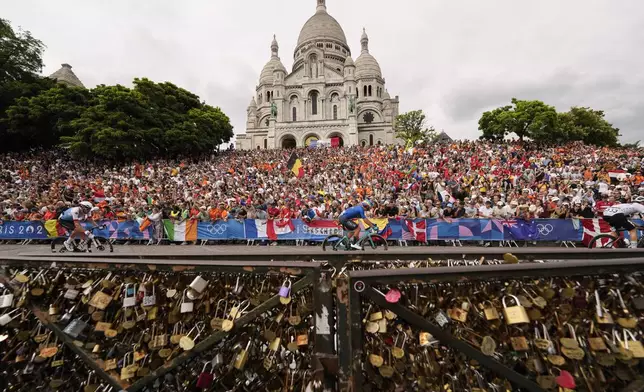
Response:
[402,220,426,242]
[581,218,613,247]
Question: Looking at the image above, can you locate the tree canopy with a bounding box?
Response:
[0,18,45,84]
[0,19,234,159]
[60,78,234,160]
[478,98,620,146]
[394,110,437,148]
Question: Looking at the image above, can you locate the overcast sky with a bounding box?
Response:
[4,0,643,143]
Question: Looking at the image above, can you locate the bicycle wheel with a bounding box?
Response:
[588,234,623,249]
[322,235,344,251]
[359,234,388,251]
[88,237,114,253]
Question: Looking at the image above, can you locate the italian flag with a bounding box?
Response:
[163,220,198,242]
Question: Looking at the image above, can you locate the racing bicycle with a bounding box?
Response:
[50,225,113,253]
[588,225,644,249]
[322,225,388,251]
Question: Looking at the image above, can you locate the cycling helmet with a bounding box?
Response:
[634,196,644,204]
[80,201,93,210]
[361,200,373,209]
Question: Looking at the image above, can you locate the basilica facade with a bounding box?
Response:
[236,0,400,150]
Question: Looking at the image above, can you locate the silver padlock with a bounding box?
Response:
[0,308,20,326]
[189,276,209,294]
[142,285,156,307]
[180,290,194,314]
[122,284,137,308]
[212,352,224,367]
[434,310,450,328]
[63,316,88,338]
[0,289,14,308]
[64,288,79,300]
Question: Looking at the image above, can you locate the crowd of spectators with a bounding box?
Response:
[1,141,643,231]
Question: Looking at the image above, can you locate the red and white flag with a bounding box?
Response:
[402,219,426,242]
[256,218,295,241]
[581,218,612,247]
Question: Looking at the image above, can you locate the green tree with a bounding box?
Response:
[394,110,437,148]
[558,107,620,147]
[478,105,513,140]
[0,19,46,84]
[61,78,233,160]
[0,76,57,151]
[478,98,557,141]
[4,84,90,147]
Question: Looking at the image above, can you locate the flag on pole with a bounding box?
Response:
[287,152,304,178]
[163,220,198,242]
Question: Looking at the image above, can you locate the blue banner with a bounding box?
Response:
[0,218,641,242]
[0,221,49,239]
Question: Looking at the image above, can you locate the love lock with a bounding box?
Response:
[196,362,214,389]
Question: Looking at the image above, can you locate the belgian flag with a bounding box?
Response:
[287,152,304,178]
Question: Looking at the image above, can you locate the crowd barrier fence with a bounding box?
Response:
[0,218,641,242]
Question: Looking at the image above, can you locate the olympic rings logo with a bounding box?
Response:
[537,224,553,236]
[208,224,228,235]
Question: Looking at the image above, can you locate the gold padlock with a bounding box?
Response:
[482,301,499,321]
[502,295,530,325]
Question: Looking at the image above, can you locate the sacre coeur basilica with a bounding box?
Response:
[236,0,401,150]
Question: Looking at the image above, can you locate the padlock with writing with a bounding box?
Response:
[122,283,137,308]
[64,287,79,300]
[434,310,450,328]
[0,289,14,308]
[196,362,214,389]
[189,275,209,294]
[180,289,194,313]
[142,284,156,307]
[502,295,530,325]
[63,315,89,338]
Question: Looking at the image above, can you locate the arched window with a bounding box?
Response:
[361,140,367,147]
[292,107,297,122]
[369,134,374,146]
[258,94,262,104]
[310,91,318,115]
[368,85,372,96]
[377,140,382,146]
[264,139,267,149]
[333,105,338,120]
[363,85,367,97]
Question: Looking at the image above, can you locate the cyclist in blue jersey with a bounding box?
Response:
[58,201,97,252]
[339,200,376,250]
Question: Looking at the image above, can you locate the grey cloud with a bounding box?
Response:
[4,0,644,144]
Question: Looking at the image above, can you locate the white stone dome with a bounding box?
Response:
[297,8,347,46]
[259,58,286,85]
[355,53,381,79]
[355,28,381,79]
[259,36,287,85]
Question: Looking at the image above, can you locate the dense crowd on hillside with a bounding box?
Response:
[1,142,643,228]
